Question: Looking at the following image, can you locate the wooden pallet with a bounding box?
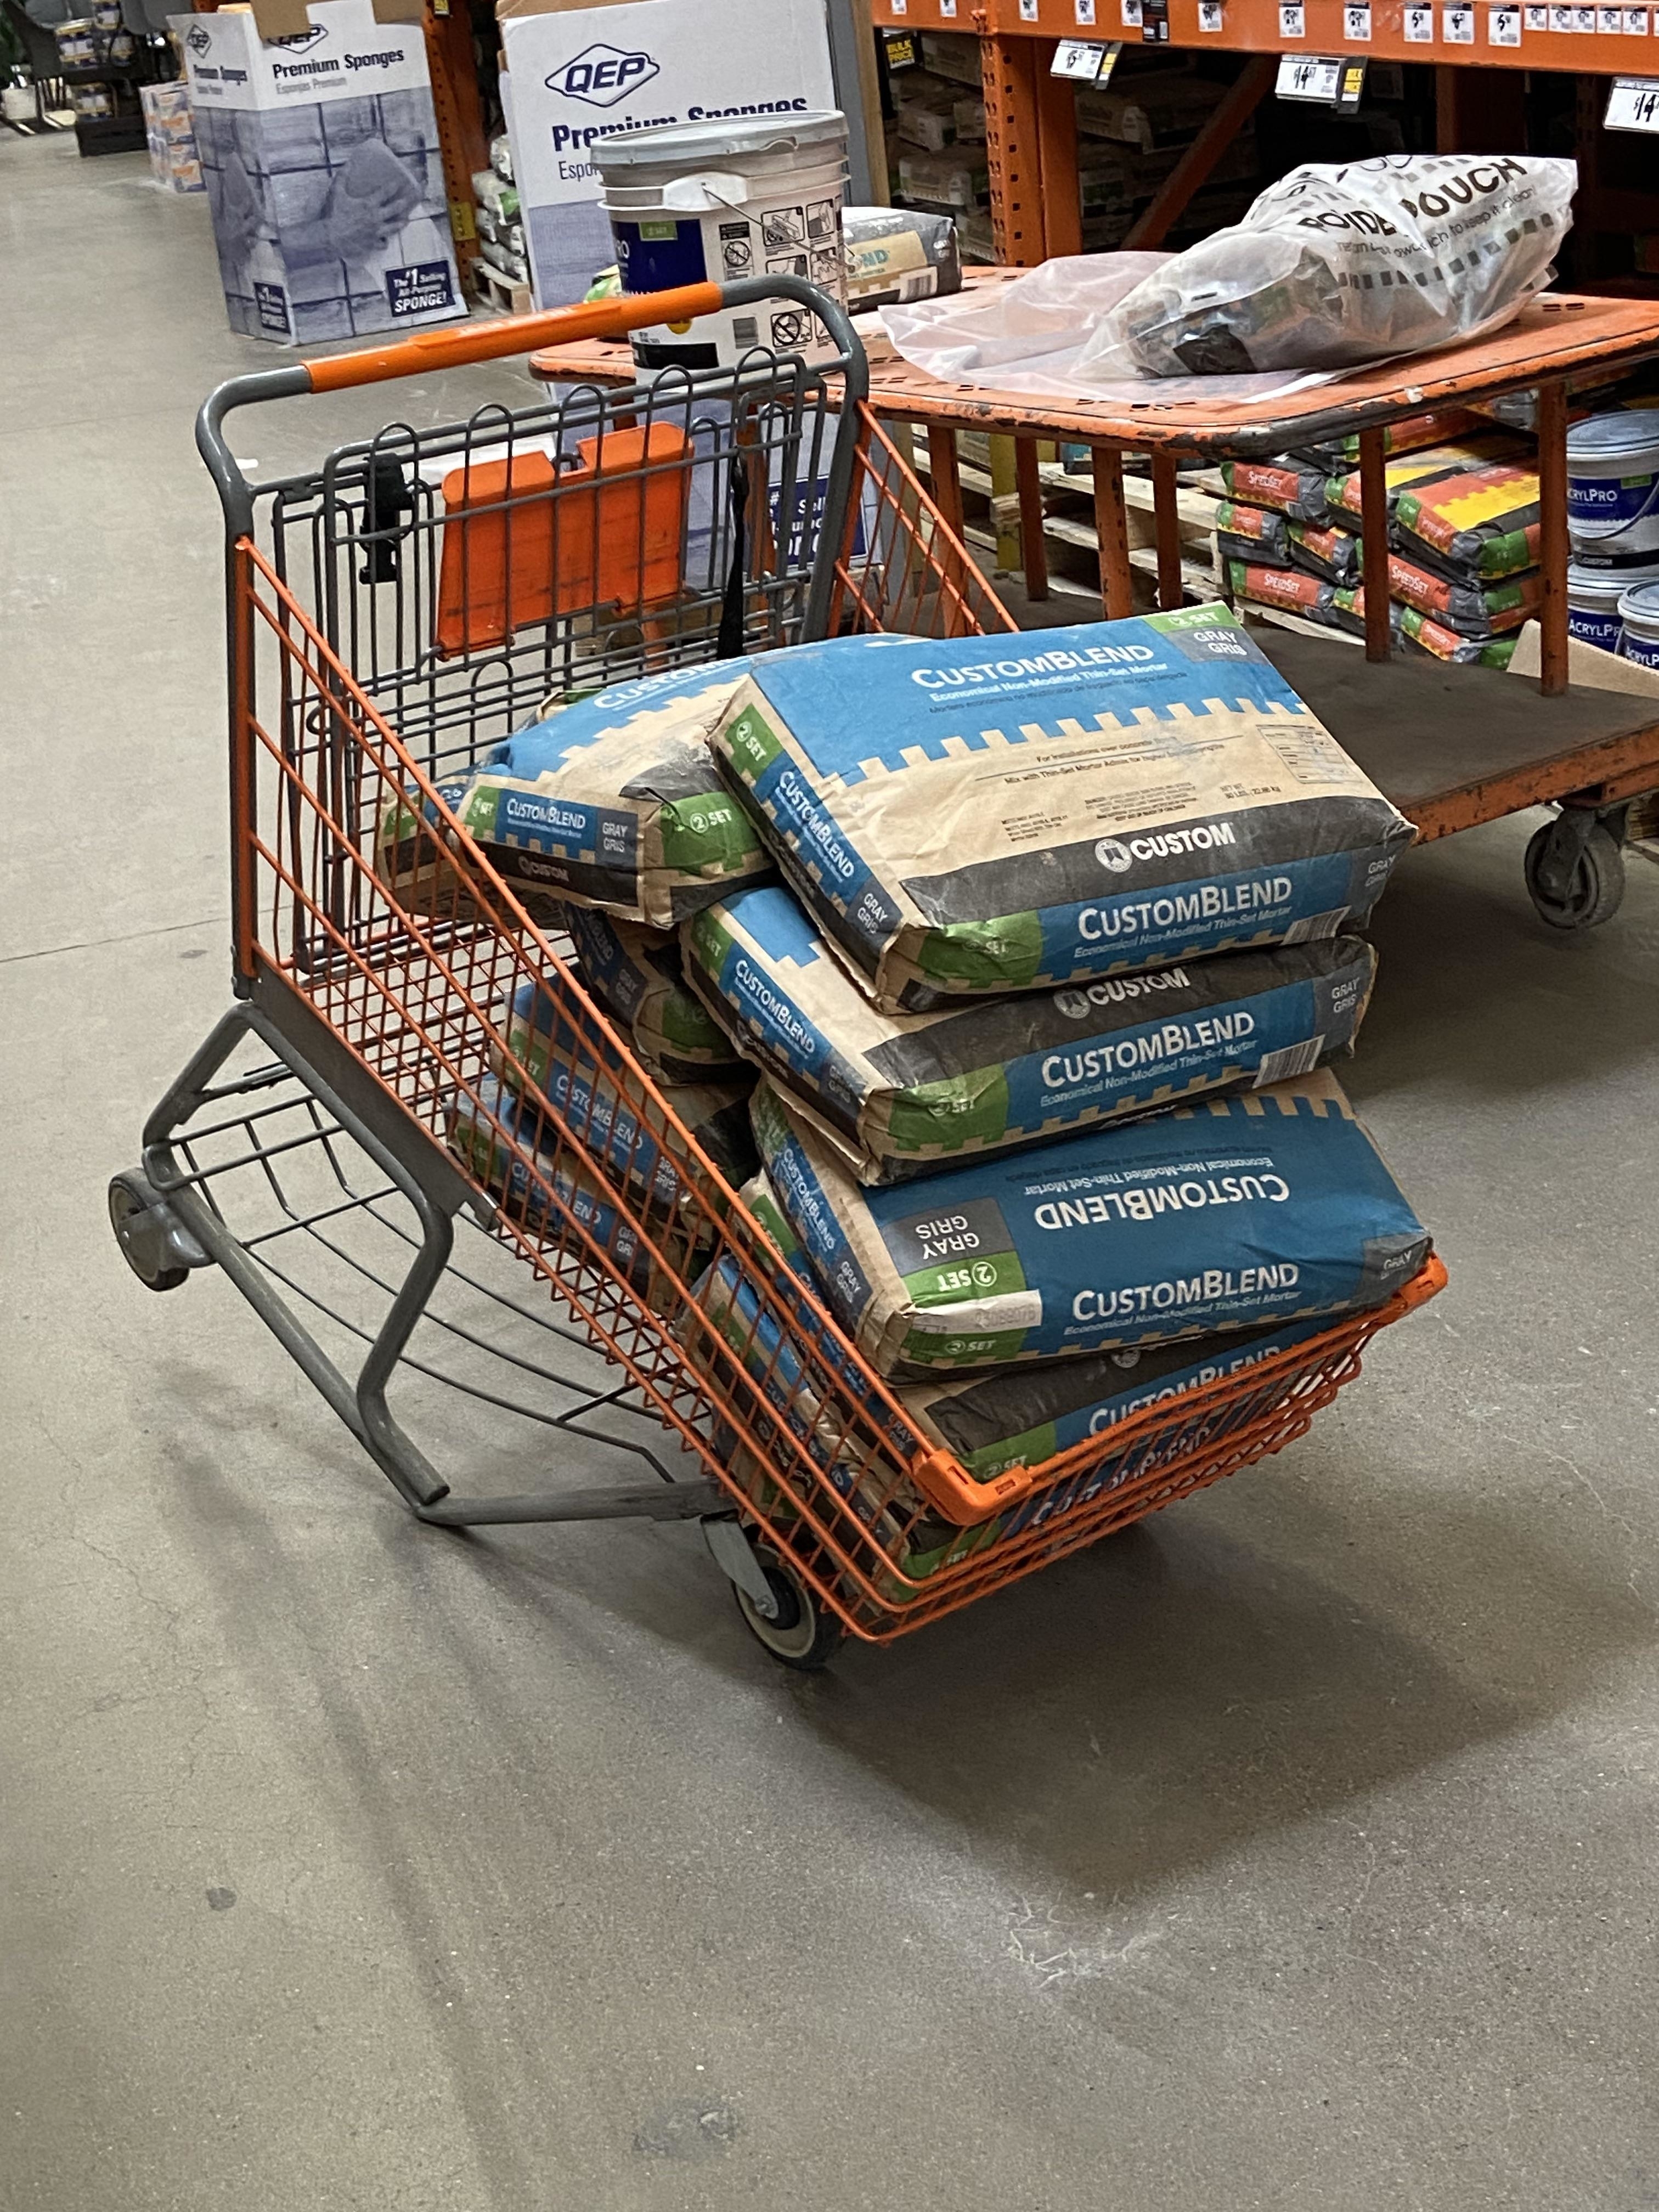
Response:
[472,257,533,318]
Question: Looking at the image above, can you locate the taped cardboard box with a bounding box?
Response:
[751,1067,1429,1378]
[173,0,465,345]
[685,882,1376,1186]
[496,0,834,308]
[709,611,1413,1012]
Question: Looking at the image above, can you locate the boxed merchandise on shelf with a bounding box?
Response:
[893,74,962,153]
[916,30,983,84]
[896,149,989,213]
[1075,71,1223,155]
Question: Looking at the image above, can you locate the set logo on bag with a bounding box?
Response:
[546,42,659,106]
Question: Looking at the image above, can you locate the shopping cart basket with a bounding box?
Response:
[110,276,1444,1668]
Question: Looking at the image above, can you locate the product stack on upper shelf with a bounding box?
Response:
[887,33,995,265]
[55,4,155,158]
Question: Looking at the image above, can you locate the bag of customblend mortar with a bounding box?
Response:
[389,661,771,929]
[557,903,747,1084]
[709,610,1413,1013]
[750,1068,1429,1377]
[1078,155,1575,377]
[684,882,1377,1184]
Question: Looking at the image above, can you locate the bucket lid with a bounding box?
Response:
[1616,578,1659,619]
[1566,408,1659,462]
[592,110,847,174]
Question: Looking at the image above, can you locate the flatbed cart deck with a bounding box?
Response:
[533,279,1659,932]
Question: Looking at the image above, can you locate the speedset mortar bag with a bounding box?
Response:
[411,661,771,928]
[686,882,1376,1185]
[1081,155,1575,377]
[709,610,1412,1013]
[751,1066,1429,1376]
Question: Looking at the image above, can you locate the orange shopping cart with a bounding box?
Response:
[110,276,1443,1667]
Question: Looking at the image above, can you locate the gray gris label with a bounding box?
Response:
[881,1195,1014,1277]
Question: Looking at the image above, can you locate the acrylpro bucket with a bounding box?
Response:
[1616,577,1659,669]
[594,112,849,371]
[1567,558,1659,653]
[1566,409,1659,563]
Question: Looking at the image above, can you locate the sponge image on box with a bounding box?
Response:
[751,1066,1429,1376]
[685,882,1377,1184]
[709,609,1413,1011]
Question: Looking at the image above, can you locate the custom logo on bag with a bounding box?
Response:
[545,42,659,106]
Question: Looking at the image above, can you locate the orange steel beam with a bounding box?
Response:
[981,32,1046,266]
[1122,54,1274,250]
[1034,48,1082,259]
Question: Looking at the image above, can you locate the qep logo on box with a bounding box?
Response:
[545,42,659,107]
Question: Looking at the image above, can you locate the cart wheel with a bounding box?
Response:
[108,1171,189,1293]
[732,1547,845,1671]
[1525,819,1626,931]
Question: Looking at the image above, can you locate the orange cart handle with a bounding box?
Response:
[196,273,865,541]
[304,283,725,393]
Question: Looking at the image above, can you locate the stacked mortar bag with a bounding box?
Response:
[1218,408,1544,668]
[407,661,777,1291]
[666,611,1434,1592]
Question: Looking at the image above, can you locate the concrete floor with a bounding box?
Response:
[4,132,1659,2212]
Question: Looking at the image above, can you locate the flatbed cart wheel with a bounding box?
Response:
[733,1545,847,1672]
[108,1170,190,1293]
[1525,817,1626,931]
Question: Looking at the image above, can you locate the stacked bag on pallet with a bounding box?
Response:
[1218,411,1544,669]
[672,611,1431,1582]
[888,42,994,266]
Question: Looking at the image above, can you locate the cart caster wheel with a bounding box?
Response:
[1525,818,1625,931]
[108,1170,190,1293]
[733,1548,845,1672]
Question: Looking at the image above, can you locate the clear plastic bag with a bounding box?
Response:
[1077,155,1577,380]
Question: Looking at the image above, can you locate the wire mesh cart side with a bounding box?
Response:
[111,279,1444,1665]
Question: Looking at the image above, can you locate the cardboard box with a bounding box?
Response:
[172,0,465,345]
[496,0,834,307]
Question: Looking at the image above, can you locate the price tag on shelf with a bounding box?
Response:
[1277,50,1341,93]
[1606,73,1659,126]
[882,24,917,62]
[1488,4,1522,38]
[1141,0,1170,36]
[1018,0,1040,18]
[1524,4,1547,23]
[1345,3,1373,37]
[1626,7,1650,29]
[1120,0,1142,22]
[938,0,957,15]
[1575,4,1595,27]
[1549,4,1572,26]
[1053,35,1109,72]
[1443,3,1475,32]
[1074,0,1097,20]
[1198,1,1225,27]
[1403,3,1435,35]
[1279,0,1307,32]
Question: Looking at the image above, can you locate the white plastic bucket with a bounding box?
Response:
[1617,577,1659,669]
[594,112,849,371]
[1567,558,1659,653]
[1566,409,1659,561]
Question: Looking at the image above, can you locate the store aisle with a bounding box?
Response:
[4,134,1659,2212]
